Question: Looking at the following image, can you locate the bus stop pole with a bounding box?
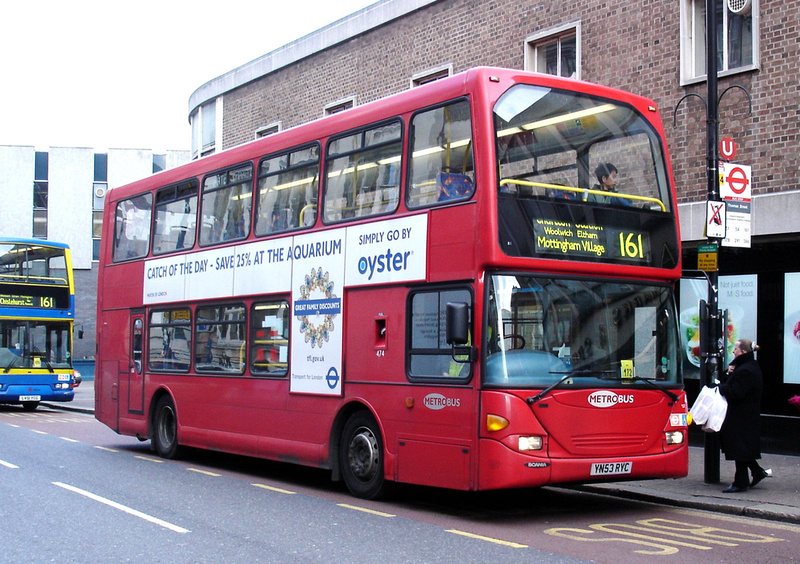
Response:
[703,0,721,484]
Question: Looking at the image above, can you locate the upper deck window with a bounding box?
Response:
[152,180,198,255]
[323,120,402,223]
[113,193,153,262]
[199,164,253,246]
[255,145,319,235]
[0,243,67,285]
[407,100,474,209]
[494,84,677,268]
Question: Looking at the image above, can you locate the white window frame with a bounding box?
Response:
[410,64,453,88]
[255,121,281,139]
[323,96,356,116]
[524,22,581,80]
[192,97,223,158]
[679,0,760,85]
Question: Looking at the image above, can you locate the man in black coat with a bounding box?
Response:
[718,339,771,493]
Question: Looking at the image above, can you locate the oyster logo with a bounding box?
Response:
[588,390,634,408]
[423,393,461,410]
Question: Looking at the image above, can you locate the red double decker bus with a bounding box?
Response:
[96,67,687,499]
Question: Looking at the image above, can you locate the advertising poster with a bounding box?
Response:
[680,275,757,379]
[783,273,800,384]
[290,230,345,395]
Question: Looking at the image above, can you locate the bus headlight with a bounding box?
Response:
[665,431,685,445]
[518,436,543,451]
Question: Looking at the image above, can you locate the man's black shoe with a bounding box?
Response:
[751,468,772,487]
[722,484,747,493]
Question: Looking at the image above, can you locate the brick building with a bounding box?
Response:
[186,0,798,446]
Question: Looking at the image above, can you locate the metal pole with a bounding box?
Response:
[704,0,721,484]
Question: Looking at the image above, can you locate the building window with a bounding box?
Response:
[192,99,220,158]
[680,0,758,84]
[324,97,355,116]
[93,153,108,260]
[410,64,452,88]
[525,23,580,79]
[255,122,281,138]
[33,151,49,238]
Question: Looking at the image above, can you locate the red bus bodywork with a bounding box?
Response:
[96,68,687,498]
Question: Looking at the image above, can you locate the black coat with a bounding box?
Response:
[718,351,762,461]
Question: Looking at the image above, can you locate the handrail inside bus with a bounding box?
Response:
[499,178,666,212]
[0,274,69,285]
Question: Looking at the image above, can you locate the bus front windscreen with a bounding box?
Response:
[493,84,679,268]
[485,274,681,389]
[0,320,73,371]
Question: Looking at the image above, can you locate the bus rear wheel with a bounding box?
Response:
[340,411,388,500]
[152,395,181,459]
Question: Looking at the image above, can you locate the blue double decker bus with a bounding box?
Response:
[0,238,76,410]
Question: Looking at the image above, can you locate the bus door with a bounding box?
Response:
[397,286,476,490]
[127,313,145,414]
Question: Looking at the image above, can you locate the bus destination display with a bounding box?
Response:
[533,218,650,263]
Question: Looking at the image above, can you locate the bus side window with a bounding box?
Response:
[152,180,198,255]
[199,164,253,246]
[407,99,474,209]
[323,121,402,224]
[255,145,319,236]
[113,193,153,262]
[250,300,290,376]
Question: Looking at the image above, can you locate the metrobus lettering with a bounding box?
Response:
[357,249,412,280]
[423,393,461,410]
[288,239,342,260]
[588,391,635,407]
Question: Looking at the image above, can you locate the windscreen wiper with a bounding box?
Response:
[526,369,615,405]
[597,374,679,402]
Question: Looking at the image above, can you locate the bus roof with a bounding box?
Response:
[0,237,70,250]
[108,66,660,199]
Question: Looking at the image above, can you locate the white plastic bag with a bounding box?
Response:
[690,385,715,425]
[702,388,728,433]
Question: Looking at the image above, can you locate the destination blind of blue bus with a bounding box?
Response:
[0,294,57,308]
[533,219,650,262]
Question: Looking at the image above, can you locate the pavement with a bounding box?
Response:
[46,382,800,525]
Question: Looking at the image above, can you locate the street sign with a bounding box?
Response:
[719,162,752,248]
[698,244,718,272]
[719,162,752,200]
[706,200,726,239]
[719,137,737,160]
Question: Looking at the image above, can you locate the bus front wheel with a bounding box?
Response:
[152,395,181,459]
[340,411,388,500]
